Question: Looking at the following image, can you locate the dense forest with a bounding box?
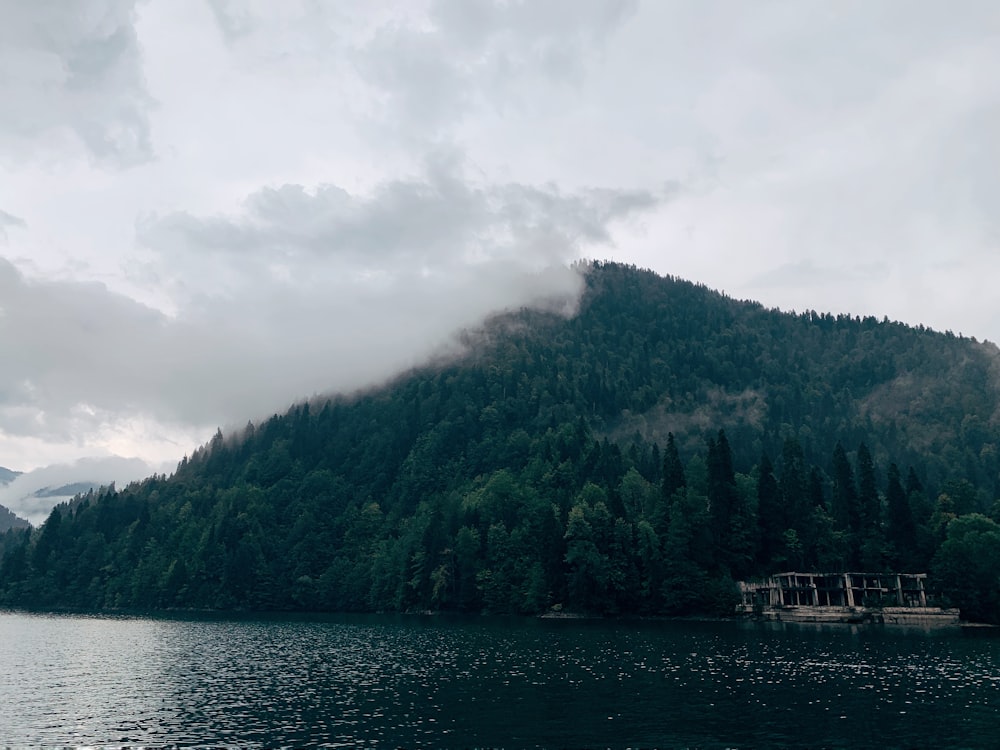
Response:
[2,262,999,622]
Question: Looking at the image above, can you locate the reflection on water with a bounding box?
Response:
[1,611,997,748]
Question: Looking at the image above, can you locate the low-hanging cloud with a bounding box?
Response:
[0,456,157,526]
[1,157,666,460]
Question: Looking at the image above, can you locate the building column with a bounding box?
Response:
[844,574,855,607]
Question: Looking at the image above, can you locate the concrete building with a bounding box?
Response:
[737,572,958,625]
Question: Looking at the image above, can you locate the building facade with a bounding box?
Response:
[737,572,959,625]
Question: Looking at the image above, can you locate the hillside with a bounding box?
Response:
[2,262,999,621]
[0,468,29,533]
[0,505,28,533]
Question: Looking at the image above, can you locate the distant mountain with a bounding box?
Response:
[0,467,29,532]
[32,482,101,499]
[1,262,998,621]
[0,456,156,528]
[0,480,109,530]
[0,466,21,486]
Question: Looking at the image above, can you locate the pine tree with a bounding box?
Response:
[707,430,754,577]
[661,432,687,500]
[756,452,783,569]
[885,462,917,569]
[856,443,884,569]
[656,432,686,536]
[779,437,809,538]
[857,443,879,530]
[831,442,859,536]
[707,431,735,554]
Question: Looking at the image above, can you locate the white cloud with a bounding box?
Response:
[355,0,639,134]
[137,150,661,277]
[0,0,153,167]
[0,209,26,243]
[0,456,159,526]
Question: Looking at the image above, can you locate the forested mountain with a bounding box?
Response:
[0,468,29,533]
[0,505,28,533]
[2,262,999,621]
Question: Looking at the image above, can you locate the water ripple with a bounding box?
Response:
[1,612,997,748]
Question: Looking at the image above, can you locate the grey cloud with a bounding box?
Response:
[4,163,664,449]
[0,261,168,440]
[620,2,1000,329]
[0,0,153,166]
[749,260,891,291]
[138,152,664,277]
[360,0,638,129]
[0,255,578,443]
[432,0,638,45]
[204,0,638,137]
[205,0,256,41]
[0,210,25,228]
[202,0,351,71]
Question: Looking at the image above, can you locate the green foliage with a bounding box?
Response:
[931,514,1000,624]
[2,262,999,621]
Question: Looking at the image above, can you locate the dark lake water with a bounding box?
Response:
[1,610,997,748]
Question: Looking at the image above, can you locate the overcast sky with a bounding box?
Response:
[2,0,1000,482]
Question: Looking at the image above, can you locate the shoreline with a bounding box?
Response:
[3,604,996,630]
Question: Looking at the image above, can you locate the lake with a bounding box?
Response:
[1,610,997,748]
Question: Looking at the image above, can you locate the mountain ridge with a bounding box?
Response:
[2,262,998,621]
[0,468,29,533]
[0,467,21,486]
